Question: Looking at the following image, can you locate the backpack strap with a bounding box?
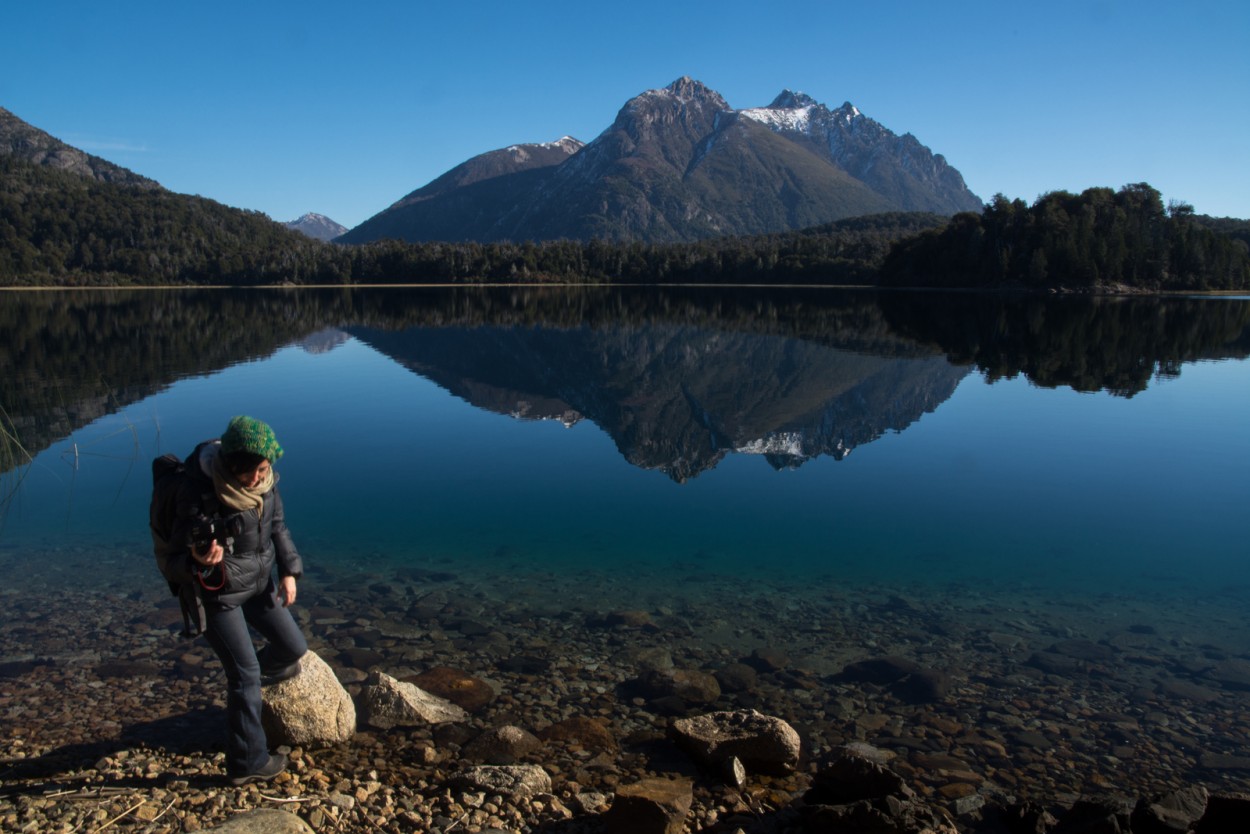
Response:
[178,582,206,638]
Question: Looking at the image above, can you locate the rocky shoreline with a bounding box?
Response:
[2,544,1249,832]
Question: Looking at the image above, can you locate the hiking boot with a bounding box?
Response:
[228,753,287,786]
[260,659,302,687]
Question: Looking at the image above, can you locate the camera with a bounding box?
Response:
[190,514,243,554]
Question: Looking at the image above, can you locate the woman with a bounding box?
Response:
[171,415,308,786]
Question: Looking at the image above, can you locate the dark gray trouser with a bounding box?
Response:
[202,578,307,776]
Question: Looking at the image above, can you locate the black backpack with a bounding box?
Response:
[149,453,214,637]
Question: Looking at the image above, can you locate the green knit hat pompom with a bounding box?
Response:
[221,415,283,463]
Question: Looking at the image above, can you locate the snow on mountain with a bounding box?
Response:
[285,212,348,241]
[739,103,816,133]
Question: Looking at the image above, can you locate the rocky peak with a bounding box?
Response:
[594,77,730,170]
[831,101,863,122]
[768,90,818,110]
[626,77,729,116]
[665,76,721,102]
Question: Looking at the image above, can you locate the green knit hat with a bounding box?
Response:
[220,415,283,463]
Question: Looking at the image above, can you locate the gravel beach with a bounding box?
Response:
[2,543,1248,832]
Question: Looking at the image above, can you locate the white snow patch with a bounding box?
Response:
[739,105,814,134]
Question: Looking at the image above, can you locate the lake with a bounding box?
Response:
[2,286,1249,806]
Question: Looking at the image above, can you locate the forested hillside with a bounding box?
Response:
[879,184,1250,291]
[0,155,330,285]
[0,153,941,286]
[2,153,1246,291]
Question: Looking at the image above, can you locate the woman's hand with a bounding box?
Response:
[278,575,298,607]
[192,541,225,566]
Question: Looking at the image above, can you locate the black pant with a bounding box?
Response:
[202,578,307,776]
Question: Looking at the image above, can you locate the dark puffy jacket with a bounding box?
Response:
[168,442,303,608]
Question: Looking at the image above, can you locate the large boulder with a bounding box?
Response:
[670,709,801,775]
[261,650,355,746]
[358,670,468,729]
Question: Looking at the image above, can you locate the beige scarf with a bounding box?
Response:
[210,445,276,515]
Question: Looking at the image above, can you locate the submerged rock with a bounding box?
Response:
[407,666,497,712]
[358,670,468,728]
[838,656,921,684]
[1206,659,1250,691]
[670,708,801,775]
[837,655,951,703]
[714,662,759,693]
[631,668,721,705]
[604,777,693,834]
[892,668,952,704]
[449,764,551,799]
[463,724,543,765]
[537,715,618,751]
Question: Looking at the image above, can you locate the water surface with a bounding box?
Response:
[5,285,1250,801]
[3,287,1246,606]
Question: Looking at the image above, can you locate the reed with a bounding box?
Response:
[0,403,34,511]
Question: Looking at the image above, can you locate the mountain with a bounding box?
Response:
[339,77,981,245]
[340,137,585,243]
[285,212,348,241]
[0,106,160,189]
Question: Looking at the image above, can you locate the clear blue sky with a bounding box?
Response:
[4,1,1247,228]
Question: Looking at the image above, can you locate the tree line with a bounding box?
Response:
[2,154,1247,290]
[879,183,1250,291]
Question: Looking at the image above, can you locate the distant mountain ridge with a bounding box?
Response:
[0,106,160,189]
[285,212,348,241]
[339,77,982,245]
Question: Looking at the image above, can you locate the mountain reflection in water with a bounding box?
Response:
[347,324,969,481]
